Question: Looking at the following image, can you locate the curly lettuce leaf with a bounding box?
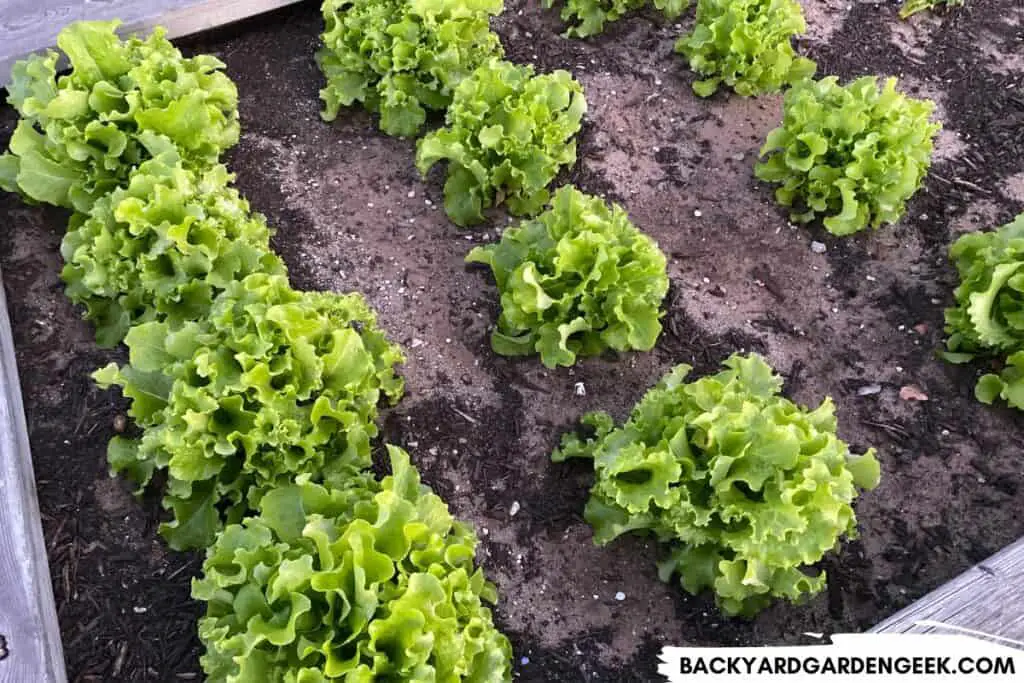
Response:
[976,352,1024,410]
[541,0,689,38]
[755,76,939,236]
[193,445,513,682]
[317,0,504,137]
[60,150,286,346]
[95,273,405,549]
[1,20,239,212]
[676,0,816,97]
[944,214,1024,356]
[900,0,964,18]
[552,353,879,616]
[416,59,586,226]
[467,186,668,367]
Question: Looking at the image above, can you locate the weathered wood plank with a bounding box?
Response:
[1,0,304,83]
[0,264,66,683]
[871,537,1024,644]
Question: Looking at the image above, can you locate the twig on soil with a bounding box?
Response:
[951,177,990,195]
[165,558,199,582]
[861,419,910,438]
[450,406,479,424]
[112,641,128,677]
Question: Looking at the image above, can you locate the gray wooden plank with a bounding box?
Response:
[1,0,304,83]
[0,264,66,683]
[871,537,1024,645]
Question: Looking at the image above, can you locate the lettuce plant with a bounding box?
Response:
[416,59,586,226]
[553,353,880,616]
[0,20,239,213]
[976,352,1024,410]
[317,0,504,137]
[193,445,513,682]
[94,273,405,549]
[466,186,668,367]
[755,76,939,236]
[541,0,689,38]
[61,151,285,347]
[675,0,816,97]
[944,213,1024,410]
[900,0,964,18]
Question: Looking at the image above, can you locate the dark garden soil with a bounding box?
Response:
[1,0,1023,680]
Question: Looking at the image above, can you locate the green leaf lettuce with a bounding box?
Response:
[61,150,285,347]
[755,76,939,236]
[944,213,1024,411]
[416,59,586,226]
[553,353,879,616]
[317,0,504,137]
[675,0,816,97]
[1,20,239,212]
[466,186,668,367]
[193,445,513,682]
[95,273,405,549]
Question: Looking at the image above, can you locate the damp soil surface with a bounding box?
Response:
[2,1,1023,681]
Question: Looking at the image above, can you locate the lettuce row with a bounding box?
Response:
[2,19,514,677]
[553,353,879,616]
[675,0,816,98]
[317,0,504,137]
[900,0,964,19]
[944,213,1024,411]
[466,186,668,367]
[541,0,689,38]
[416,59,586,226]
[94,272,405,550]
[755,76,939,236]
[0,20,239,213]
[193,445,512,683]
[61,151,286,347]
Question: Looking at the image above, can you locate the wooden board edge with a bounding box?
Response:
[0,265,67,683]
[870,536,1024,644]
[0,0,304,84]
[121,0,304,44]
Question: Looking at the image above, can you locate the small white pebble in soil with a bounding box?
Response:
[810,241,827,254]
[574,381,586,397]
[866,275,877,282]
[411,338,425,348]
[858,384,882,396]
[693,209,702,217]
[408,190,416,198]
[615,591,626,601]
[941,429,950,436]
[133,606,148,614]
[510,501,521,517]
